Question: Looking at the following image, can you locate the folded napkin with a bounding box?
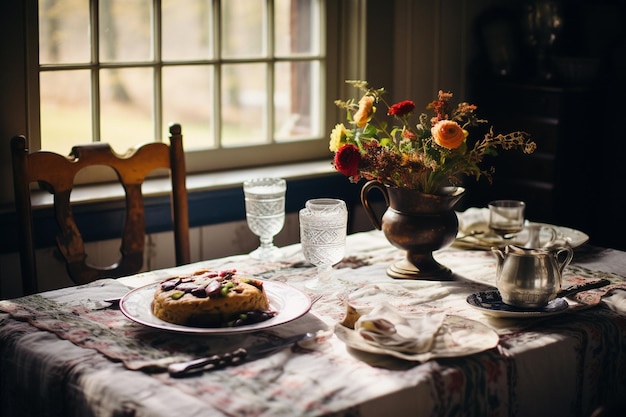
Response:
[602,288,626,313]
[454,208,502,250]
[354,302,446,354]
[457,207,491,235]
[455,207,536,250]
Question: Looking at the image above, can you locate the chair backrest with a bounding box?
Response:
[10,123,191,295]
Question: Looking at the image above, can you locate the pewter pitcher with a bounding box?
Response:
[492,244,573,308]
[360,181,464,280]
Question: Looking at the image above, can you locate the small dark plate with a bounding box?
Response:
[466,290,568,318]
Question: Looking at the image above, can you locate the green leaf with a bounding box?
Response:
[362,124,378,137]
[380,137,394,147]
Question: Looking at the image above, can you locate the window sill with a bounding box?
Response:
[0,160,364,254]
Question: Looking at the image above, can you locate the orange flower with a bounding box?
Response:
[353,95,375,128]
[431,120,466,149]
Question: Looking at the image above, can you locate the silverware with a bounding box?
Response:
[167,332,316,377]
[557,278,611,299]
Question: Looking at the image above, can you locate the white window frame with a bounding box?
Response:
[23,0,363,181]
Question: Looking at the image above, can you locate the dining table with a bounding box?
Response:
[1,223,626,417]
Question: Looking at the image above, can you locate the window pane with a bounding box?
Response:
[275,0,319,56]
[39,0,90,64]
[99,0,152,62]
[222,0,265,58]
[221,63,267,147]
[163,66,214,150]
[275,60,320,141]
[162,0,213,60]
[40,70,92,152]
[35,0,331,177]
[100,68,153,149]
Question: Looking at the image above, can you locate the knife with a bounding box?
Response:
[167,332,316,377]
[557,278,611,299]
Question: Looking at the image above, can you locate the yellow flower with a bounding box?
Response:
[329,123,349,152]
[431,120,467,149]
[353,95,375,128]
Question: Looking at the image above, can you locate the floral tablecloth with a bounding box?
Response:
[1,230,626,417]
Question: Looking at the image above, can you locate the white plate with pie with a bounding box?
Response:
[120,280,312,334]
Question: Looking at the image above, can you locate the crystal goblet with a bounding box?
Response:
[244,177,286,261]
[299,198,347,292]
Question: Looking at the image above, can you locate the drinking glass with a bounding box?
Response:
[243,177,286,261]
[299,198,348,292]
[488,200,526,238]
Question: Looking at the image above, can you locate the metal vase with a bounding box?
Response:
[361,180,465,280]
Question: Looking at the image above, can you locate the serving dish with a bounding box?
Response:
[120,280,312,334]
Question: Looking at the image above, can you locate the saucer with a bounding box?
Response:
[335,314,499,362]
[523,222,589,248]
[466,290,569,318]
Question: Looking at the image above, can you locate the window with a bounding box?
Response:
[34,0,340,177]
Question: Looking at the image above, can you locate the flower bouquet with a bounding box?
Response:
[329,80,536,195]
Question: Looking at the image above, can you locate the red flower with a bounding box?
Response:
[334,144,361,180]
[388,100,415,117]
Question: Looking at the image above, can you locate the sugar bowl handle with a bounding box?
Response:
[360,180,389,231]
[491,247,505,287]
[555,245,574,275]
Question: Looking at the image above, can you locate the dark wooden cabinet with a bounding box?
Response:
[467,80,597,238]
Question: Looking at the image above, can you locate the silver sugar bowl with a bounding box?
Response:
[492,244,573,308]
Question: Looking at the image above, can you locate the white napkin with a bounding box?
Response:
[354,302,446,354]
[456,207,490,235]
[603,290,626,314]
[455,207,521,249]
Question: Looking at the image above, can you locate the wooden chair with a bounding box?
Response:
[10,123,191,295]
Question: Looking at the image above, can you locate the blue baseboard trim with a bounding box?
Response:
[0,173,368,254]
